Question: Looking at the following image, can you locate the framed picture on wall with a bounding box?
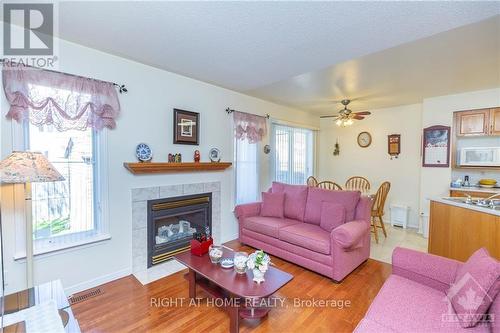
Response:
[422,125,451,167]
[173,108,199,145]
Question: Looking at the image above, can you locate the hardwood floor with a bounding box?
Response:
[72,240,391,333]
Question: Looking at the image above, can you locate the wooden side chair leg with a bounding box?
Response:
[379,216,387,238]
[372,218,379,244]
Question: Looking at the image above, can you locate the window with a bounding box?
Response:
[272,123,314,185]
[235,139,259,205]
[13,85,109,257]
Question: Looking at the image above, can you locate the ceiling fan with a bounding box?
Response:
[320,99,371,127]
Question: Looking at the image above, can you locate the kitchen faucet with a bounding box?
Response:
[478,193,500,207]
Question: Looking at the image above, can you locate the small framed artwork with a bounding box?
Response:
[173,109,199,145]
[388,134,401,159]
[422,125,451,167]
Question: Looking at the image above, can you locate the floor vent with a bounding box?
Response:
[68,287,103,305]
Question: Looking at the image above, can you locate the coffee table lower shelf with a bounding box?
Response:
[187,269,271,332]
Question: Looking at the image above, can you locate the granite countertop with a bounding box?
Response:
[449,186,500,194]
[431,197,500,216]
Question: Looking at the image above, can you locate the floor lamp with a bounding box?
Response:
[0,151,64,288]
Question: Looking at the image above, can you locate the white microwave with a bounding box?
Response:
[459,147,500,166]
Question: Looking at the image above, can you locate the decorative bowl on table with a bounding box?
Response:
[208,245,223,264]
[233,251,248,274]
[220,258,234,269]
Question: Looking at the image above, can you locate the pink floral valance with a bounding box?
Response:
[233,111,267,143]
[2,62,120,131]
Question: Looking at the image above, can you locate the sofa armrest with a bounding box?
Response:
[392,247,461,292]
[234,202,261,219]
[332,220,369,249]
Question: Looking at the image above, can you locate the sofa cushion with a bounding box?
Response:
[364,275,490,333]
[271,182,308,221]
[279,223,330,255]
[304,187,360,225]
[446,247,500,328]
[242,216,299,238]
[261,192,285,218]
[320,202,345,232]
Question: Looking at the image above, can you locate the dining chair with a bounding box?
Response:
[345,176,371,192]
[306,176,319,187]
[371,181,391,243]
[317,181,343,191]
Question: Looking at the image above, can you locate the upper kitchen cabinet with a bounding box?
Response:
[455,109,490,136]
[489,107,500,136]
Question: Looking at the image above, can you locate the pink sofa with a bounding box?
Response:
[234,182,372,282]
[355,247,500,333]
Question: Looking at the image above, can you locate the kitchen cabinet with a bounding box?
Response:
[490,107,500,136]
[455,108,500,137]
[449,190,497,198]
[455,109,490,136]
[429,200,500,261]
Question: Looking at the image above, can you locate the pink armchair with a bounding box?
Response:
[355,247,500,332]
[235,182,372,282]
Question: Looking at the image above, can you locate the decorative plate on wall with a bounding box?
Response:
[136,143,152,162]
[209,148,221,162]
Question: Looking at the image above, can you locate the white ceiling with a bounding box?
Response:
[57,1,500,102]
[249,15,500,115]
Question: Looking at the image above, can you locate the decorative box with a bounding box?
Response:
[190,238,213,256]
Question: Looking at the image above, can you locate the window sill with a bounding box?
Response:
[14,234,111,261]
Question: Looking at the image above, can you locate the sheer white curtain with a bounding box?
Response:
[235,139,259,205]
[233,111,266,205]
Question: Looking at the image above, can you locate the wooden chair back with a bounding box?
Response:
[317,181,343,191]
[372,182,391,215]
[345,176,371,192]
[306,176,319,187]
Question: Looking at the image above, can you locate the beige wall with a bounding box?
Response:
[419,88,500,234]
[318,87,500,232]
[318,104,423,228]
[0,36,319,294]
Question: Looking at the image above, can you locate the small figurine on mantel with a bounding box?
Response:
[168,153,174,163]
[194,150,201,163]
[174,153,182,163]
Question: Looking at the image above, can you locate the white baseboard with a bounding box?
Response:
[64,267,131,295]
[222,232,239,243]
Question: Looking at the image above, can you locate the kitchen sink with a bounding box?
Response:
[442,197,500,211]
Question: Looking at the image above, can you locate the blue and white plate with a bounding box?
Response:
[220,258,234,268]
[136,143,152,162]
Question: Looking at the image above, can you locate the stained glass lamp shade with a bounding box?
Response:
[0,151,64,184]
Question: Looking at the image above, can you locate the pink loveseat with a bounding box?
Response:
[355,247,500,333]
[234,182,372,282]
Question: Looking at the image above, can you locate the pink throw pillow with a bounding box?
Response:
[261,192,285,218]
[446,248,500,328]
[320,202,346,232]
[271,182,308,221]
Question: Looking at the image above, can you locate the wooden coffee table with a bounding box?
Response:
[175,247,293,333]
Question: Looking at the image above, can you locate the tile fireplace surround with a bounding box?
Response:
[132,182,221,284]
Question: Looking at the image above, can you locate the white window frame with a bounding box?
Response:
[11,120,110,259]
[270,121,316,185]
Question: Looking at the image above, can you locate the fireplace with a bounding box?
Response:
[147,193,212,267]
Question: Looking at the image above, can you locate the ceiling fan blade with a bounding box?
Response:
[320,115,340,119]
[352,115,365,120]
[353,111,371,116]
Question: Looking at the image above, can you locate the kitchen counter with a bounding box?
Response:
[431,197,500,216]
[429,198,500,261]
[449,186,500,194]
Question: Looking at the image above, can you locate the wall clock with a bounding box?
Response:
[136,143,152,162]
[357,132,372,148]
